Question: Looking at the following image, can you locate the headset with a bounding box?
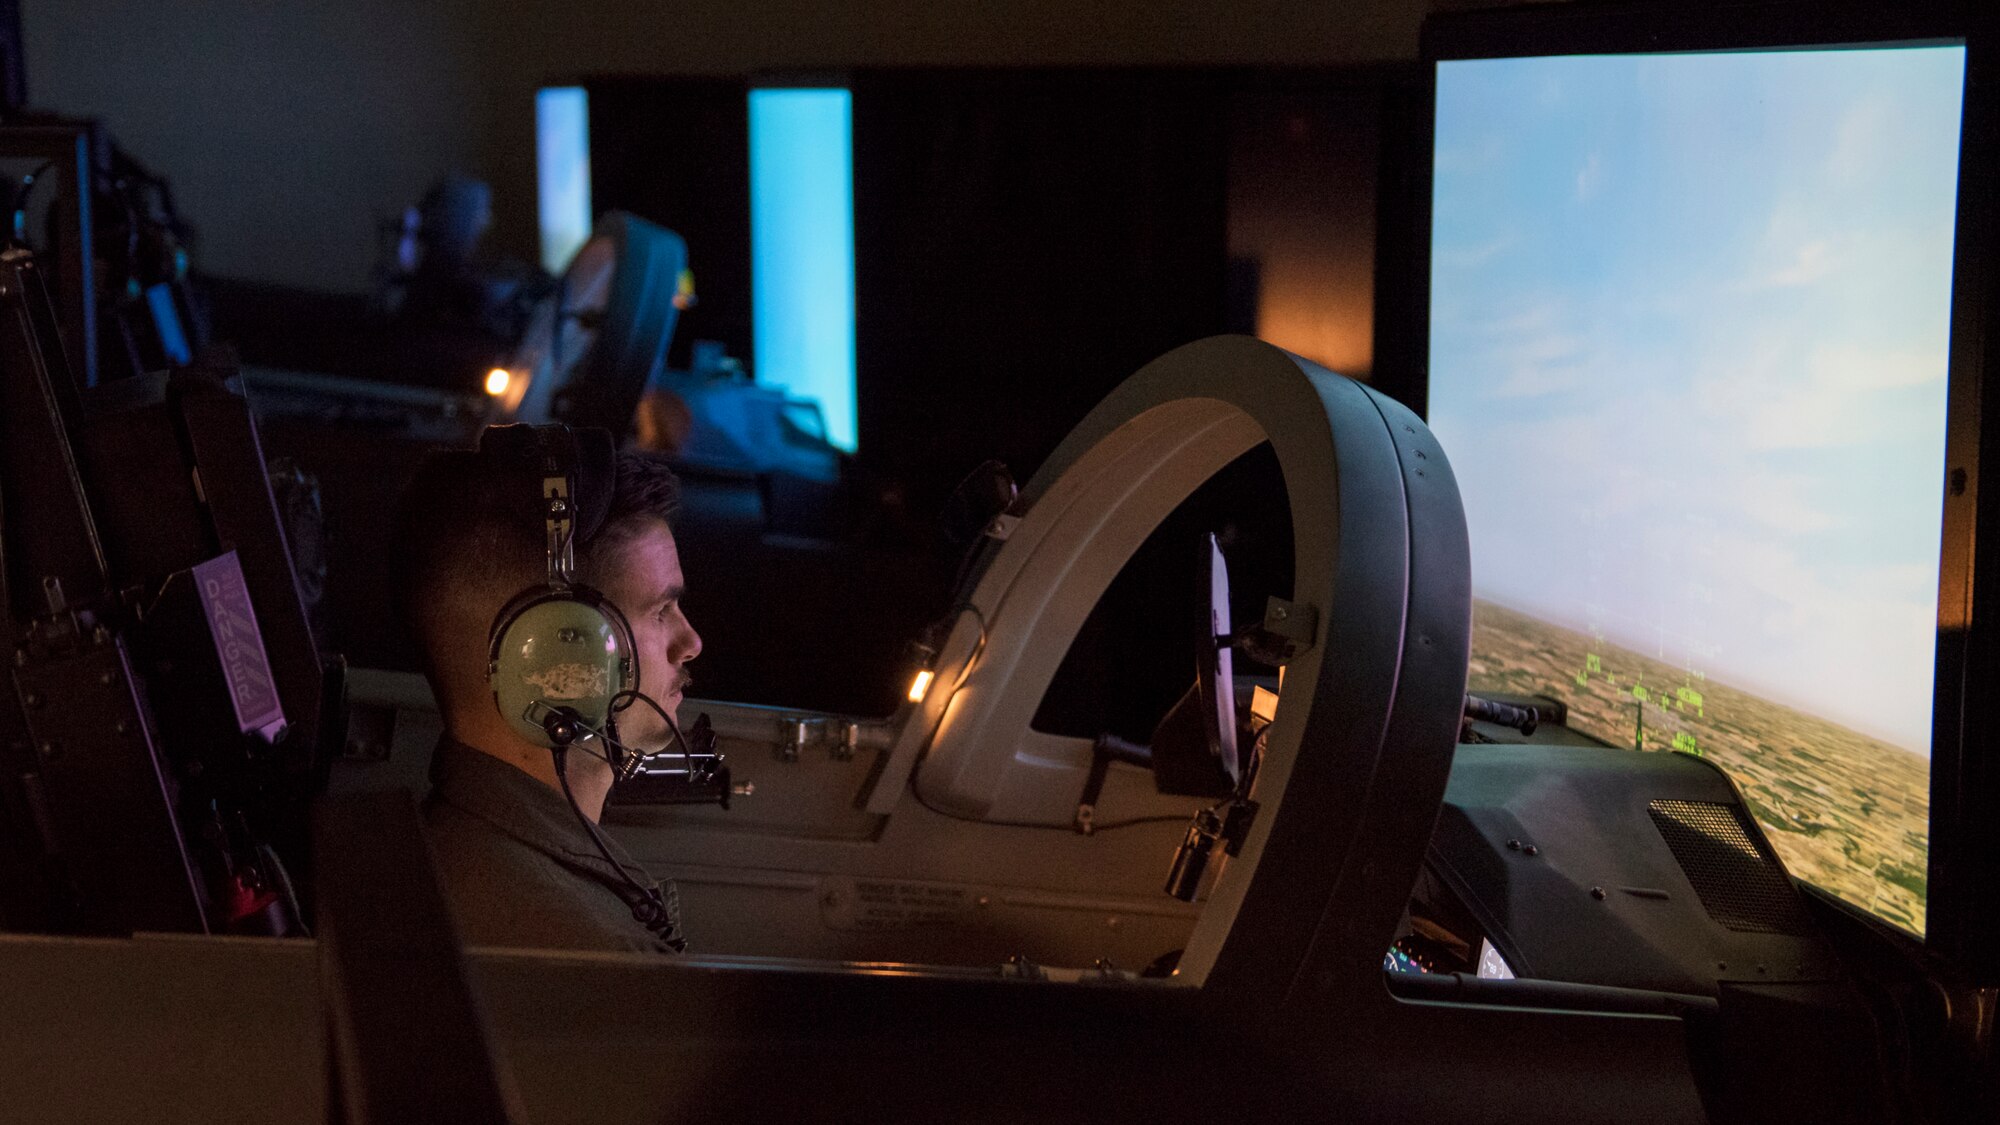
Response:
[480,422,688,950]
[481,423,633,755]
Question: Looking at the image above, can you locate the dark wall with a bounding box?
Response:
[22,0,1432,294]
[1,0,24,111]
[852,70,1233,511]
[21,0,490,292]
[585,78,752,372]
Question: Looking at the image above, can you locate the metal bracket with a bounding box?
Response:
[772,715,870,763]
[1075,750,1113,835]
[1000,954,1048,981]
[1261,597,1317,653]
[776,715,825,762]
[832,719,861,762]
[1225,597,1319,666]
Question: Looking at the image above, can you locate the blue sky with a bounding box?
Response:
[1429,47,1965,754]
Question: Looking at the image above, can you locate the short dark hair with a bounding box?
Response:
[390,446,682,668]
[584,453,683,567]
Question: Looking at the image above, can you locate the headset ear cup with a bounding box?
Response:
[582,585,643,700]
[489,589,630,749]
[487,586,540,685]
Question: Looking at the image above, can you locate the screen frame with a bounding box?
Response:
[1399,0,2000,979]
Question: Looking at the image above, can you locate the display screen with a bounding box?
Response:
[1428,46,1966,935]
[750,87,859,454]
[536,87,593,275]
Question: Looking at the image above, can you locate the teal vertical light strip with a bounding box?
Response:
[536,87,592,274]
[750,87,858,453]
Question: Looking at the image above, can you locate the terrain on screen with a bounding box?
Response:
[1467,598,1930,934]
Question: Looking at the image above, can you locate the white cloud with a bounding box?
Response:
[1492,358,1589,398]
[1456,299,1595,399]
[1689,337,1789,416]
[1726,200,1838,292]
[1727,367,1941,453]
[1689,335,1946,452]
[1439,233,1517,271]
[1868,562,1945,603]
[1762,240,1835,288]
[1733,471,1841,534]
[1829,95,1896,181]
[1740,385,1877,451]
[1434,134,1505,175]
[1810,342,1948,391]
[1727,240,1835,294]
[1576,153,1605,201]
[1473,301,1566,336]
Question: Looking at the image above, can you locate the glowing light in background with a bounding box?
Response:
[1227,91,1379,377]
[750,87,858,453]
[907,668,935,704]
[484,368,512,397]
[536,87,592,275]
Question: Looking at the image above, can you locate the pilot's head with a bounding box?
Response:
[391,441,702,798]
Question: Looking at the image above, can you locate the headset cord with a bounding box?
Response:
[607,690,708,781]
[551,744,688,952]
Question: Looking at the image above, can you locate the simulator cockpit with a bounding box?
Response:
[4,2,2000,1123]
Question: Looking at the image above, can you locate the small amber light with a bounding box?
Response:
[484,368,512,396]
[907,668,935,704]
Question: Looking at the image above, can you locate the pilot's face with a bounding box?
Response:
[597,517,702,750]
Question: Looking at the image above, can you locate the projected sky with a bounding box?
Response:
[1429,48,1965,754]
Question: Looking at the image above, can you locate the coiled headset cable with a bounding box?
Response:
[549,729,688,952]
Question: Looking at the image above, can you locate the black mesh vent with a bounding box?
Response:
[1648,799,1810,935]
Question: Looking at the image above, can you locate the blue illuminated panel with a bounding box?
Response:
[536,87,593,274]
[750,87,858,453]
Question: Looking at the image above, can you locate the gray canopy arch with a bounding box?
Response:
[869,334,1472,995]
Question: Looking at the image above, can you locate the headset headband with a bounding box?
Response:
[540,431,579,586]
[477,424,619,581]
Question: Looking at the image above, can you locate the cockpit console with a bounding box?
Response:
[1,247,337,938]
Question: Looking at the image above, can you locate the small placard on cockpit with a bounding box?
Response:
[818,875,991,932]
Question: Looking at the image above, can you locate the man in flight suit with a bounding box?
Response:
[390,438,703,952]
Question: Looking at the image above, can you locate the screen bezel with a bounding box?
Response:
[1398,0,1999,976]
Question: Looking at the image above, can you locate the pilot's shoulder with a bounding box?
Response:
[420,800,656,953]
